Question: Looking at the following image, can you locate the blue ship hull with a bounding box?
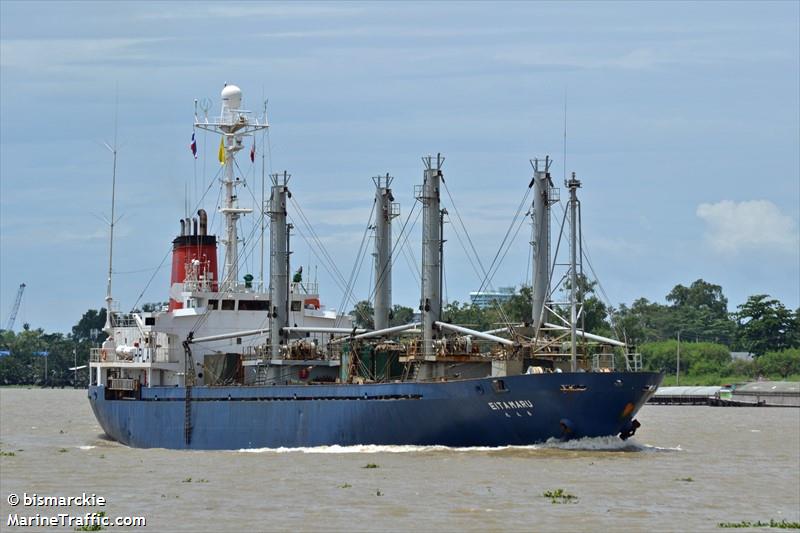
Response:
[88,372,662,450]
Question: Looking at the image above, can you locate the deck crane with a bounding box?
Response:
[5,283,26,331]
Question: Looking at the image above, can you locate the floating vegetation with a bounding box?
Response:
[339,483,352,489]
[58,448,68,453]
[676,477,694,482]
[718,520,800,529]
[363,463,379,469]
[542,488,578,504]
[99,454,105,459]
[179,476,208,483]
[376,489,383,496]
[0,450,16,457]
[75,510,106,531]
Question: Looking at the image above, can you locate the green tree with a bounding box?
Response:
[736,295,793,356]
[0,328,66,385]
[502,285,532,325]
[441,301,497,331]
[389,305,415,327]
[665,279,736,344]
[666,279,728,319]
[71,309,106,342]
[0,308,108,386]
[349,300,375,330]
[582,296,611,336]
[641,340,730,374]
[132,302,169,313]
[557,275,611,335]
[756,348,800,378]
[787,308,800,348]
[350,302,417,329]
[614,298,672,345]
[724,358,759,379]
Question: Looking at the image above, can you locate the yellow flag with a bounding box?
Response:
[218,137,226,165]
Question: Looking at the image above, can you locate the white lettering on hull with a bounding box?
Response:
[487,399,533,411]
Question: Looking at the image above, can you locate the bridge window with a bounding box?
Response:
[239,300,269,311]
[221,300,235,311]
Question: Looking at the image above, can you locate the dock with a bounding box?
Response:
[649,381,799,407]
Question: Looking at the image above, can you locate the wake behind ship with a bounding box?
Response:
[88,84,662,450]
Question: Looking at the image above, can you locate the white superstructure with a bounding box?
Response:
[90,84,353,391]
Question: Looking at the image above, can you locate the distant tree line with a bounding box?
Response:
[0,303,166,387]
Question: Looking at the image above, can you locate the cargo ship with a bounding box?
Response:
[88,84,662,450]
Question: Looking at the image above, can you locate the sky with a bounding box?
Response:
[1,1,798,334]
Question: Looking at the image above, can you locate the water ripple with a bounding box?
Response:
[235,436,683,454]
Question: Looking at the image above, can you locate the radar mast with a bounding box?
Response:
[194,84,269,289]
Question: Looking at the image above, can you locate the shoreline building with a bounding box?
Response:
[469,287,516,309]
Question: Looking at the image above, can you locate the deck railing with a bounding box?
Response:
[90,346,176,364]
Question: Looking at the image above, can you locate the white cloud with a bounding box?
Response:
[256,26,524,40]
[696,200,798,254]
[137,4,363,21]
[0,38,165,71]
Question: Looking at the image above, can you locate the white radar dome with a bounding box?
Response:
[221,84,242,111]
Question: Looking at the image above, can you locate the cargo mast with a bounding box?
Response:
[268,171,291,358]
[566,172,582,372]
[530,156,556,334]
[418,154,445,360]
[372,174,398,331]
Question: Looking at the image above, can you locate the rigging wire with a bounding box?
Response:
[444,206,513,326]
[486,206,529,292]
[113,266,163,275]
[289,197,351,290]
[189,206,269,334]
[545,192,625,342]
[474,183,532,296]
[396,222,421,284]
[442,180,488,283]
[286,214,371,327]
[333,200,376,327]
[184,149,269,334]
[524,222,533,288]
[446,211,483,289]
[442,252,448,307]
[366,200,421,306]
[440,179,518,326]
[286,195,378,328]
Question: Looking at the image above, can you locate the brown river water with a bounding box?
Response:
[0,388,798,532]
